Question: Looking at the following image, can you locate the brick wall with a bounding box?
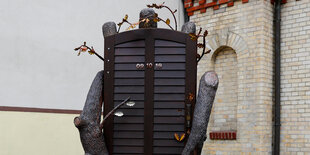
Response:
[281,0,310,154]
[189,0,274,153]
[189,0,310,154]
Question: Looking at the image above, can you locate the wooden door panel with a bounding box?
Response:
[114,79,144,86]
[114,56,145,63]
[153,39,187,154]
[114,101,144,109]
[114,124,144,131]
[154,117,185,124]
[114,71,144,78]
[104,29,197,155]
[113,139,144,146]
[110,39,146,154]
[153,147,184,154]
[114,154,143,155]
[113,146,144,154]
[115,40,145,48]
[154,86,185,93]
[154,102,185,109]
[154,71,186,78]
[155,48,186,55]
[155,40,185,47]
[113,109,144,116]
[114,86,145,93]
[153,131,185,139]
[115,48,145,56]
[153,124,184,132]
[155,55,186,62]
[113,131,144,139]
[154,79,185,85]
[114,117,144,123]
[153,140,184,147]
[154,109,185,116]
[114,94,144,101]
[154,94,185,101]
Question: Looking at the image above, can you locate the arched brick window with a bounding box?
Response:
[209,46,238,132]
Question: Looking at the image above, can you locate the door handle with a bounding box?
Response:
[146,63,153,69]
[155,63,163,69]
[136,63,145,69]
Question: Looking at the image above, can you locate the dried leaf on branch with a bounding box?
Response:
[165,18,170,25]
[189,33,198,41]
[197,43,204,48]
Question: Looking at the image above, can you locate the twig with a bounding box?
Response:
[93,52,104,61]
[74,42,104,61]
[99,97,131,130]
[147,2,178,30]
[189,28,210,63]
[197,34,206,63]
[162,5,178,30]
[157,17,174,30]
[117,25,122,33]
[117,15,133,33]
[197,27,202,36]
[118,20,133,33]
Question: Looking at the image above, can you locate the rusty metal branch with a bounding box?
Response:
[74,42,104,61]
[162,5,178,30]
[117,17,133,33]
[197,35,207,63]
[99,97,131,130]
[147,2,178,30]
[157,17,174,30]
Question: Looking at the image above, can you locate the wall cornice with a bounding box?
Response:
[184,0,287,16]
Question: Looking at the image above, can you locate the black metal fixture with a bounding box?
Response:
[273,0,281,154]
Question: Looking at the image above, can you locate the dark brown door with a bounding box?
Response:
[104,29,196,155]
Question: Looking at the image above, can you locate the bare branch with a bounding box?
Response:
[74,42,104,61]
[99,97,131,130]
[147,2,177,30]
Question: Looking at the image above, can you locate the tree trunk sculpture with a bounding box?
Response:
[182,71,219,155]
[73,21,117,155]
[74,70,109,155]
[73,19,218,155]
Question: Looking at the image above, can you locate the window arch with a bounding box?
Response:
[208,46,238,132]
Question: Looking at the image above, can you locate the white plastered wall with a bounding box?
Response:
[0,0,185,110]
